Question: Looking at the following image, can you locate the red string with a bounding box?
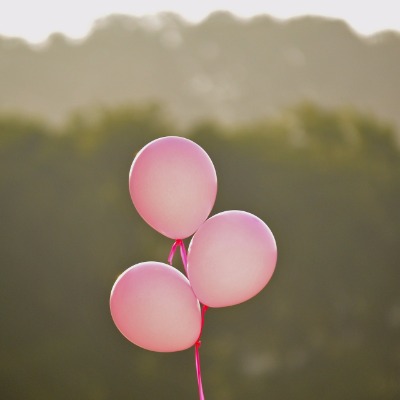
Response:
[168,239,188,275]
[179,242,188,273]
[167,239,181,265]
[195,341,204,400]
[195,305,208,400]
[168,239,208,400]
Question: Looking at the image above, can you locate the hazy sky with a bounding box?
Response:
[1,0,399,43]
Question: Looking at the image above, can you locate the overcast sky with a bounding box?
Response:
[1,0,399,43]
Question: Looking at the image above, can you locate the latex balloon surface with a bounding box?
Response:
[110,262,202,352]
[187,211,277,308]
[129,136,217,239]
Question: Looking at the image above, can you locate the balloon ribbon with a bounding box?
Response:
[195,304,208,400]
[168,239,208,400]
[168,239,188,275]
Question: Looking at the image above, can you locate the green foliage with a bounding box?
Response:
[0,103,399,399]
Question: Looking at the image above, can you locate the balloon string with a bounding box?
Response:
[168,239,188,275]
[179,242,188,273]
[168,239,207,400]
[195,305,208,400]
[167,239,180,265]
[195,341,204,400]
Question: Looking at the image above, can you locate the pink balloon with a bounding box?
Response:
[110,262,202,352]
[187,211,277,308]
[129,136,217,239]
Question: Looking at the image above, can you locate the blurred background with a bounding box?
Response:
[1,2,399,399]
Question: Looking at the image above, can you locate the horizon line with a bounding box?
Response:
[0,10,399,46]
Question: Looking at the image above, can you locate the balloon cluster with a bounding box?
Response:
[110,136,277,398]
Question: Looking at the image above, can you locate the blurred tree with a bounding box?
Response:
[0,103,399,399]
